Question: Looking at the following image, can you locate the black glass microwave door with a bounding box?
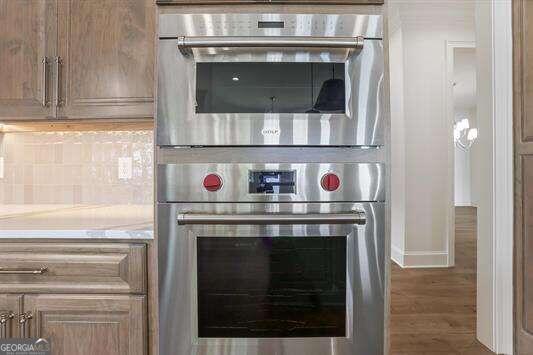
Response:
[195,62,346,114]
[197,236,347,338]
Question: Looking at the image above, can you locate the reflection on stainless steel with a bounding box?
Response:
[158,202,385,355]
[158,163,385,203]
[157,13,384,147]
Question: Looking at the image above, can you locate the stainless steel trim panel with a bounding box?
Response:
[157,146,386,164]
[177,211,366,225]
[159,13,382,39]
[158,202,385,355]
[157,162,385,203]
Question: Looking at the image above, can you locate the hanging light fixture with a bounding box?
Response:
[312,64,345,113]
[454,117,478,150]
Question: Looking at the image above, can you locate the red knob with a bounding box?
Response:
[321,173,340,191]
[203,174,223,192]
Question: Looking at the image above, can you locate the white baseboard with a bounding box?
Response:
[391,245,405,267]
[391,246,449,268]
[455,203,475,207]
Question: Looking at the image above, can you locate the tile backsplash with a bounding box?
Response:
[0,131,153,204]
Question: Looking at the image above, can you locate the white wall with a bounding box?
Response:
[473,0,494,349]
[389,5,407,265]
[491,1,514,352]
[389,0,475,267]
[453,47,477,207]
[454,144,472,205]
[454,108,476,206]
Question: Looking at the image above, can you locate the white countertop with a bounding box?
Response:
[0,205,154,239]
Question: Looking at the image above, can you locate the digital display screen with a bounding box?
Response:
[248,170,296,194]
[258,21,285,28]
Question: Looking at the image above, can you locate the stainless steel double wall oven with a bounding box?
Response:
[157,8,388,355]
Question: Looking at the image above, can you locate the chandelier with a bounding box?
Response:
[454,118,478,151]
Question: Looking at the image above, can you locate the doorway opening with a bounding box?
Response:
[387,1,501,353]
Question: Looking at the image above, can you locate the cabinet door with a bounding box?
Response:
[0,294,22,339]
[0,0,56,119]
[57,0,155,119]
[24,294,146,355]
[0,243,147,294]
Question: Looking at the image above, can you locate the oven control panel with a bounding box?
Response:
[159,163,384,202]
[248,170,296,194]
[200,170,344,194]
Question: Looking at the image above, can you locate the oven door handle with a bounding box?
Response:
[177,211,366,225]
[177,36,364,57]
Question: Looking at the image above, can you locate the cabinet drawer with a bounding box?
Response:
[0,243,146,294]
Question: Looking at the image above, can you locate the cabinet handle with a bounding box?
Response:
[177,211,366,225]
[18,312,32,338]
[41,57,49,107]
[178,36,364,58]
[0,311,14,339]
[0,267,48,275]
[54,56,63,107]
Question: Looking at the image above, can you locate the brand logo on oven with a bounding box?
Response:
[261,128,280,136]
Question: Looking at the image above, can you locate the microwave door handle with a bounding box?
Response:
[177,211,366,225]
[177,36,364,57]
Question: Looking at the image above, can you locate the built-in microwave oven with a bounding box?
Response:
[157,13,384,147]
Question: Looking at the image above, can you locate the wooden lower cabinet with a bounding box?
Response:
[0,243,147,294]
[0,294,22,339]
[0,242,148,354]
[24,294,147,355]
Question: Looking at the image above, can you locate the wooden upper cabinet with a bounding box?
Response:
[56,0,155,119]
[157,0,383,3]
[25,294,147,355]
[0,0,56,120]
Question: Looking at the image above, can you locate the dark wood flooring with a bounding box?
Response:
[390,207,495,354]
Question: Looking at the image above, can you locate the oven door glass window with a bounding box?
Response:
[197,236,347,338]
[195,63,346,114]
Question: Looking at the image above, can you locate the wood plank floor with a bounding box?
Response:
[390,207,495,354]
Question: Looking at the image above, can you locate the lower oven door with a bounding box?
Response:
[158,202,385,355]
